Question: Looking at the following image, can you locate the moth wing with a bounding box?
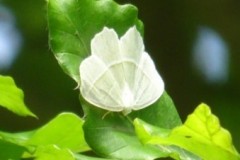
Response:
[91,27,121,64]
[119,26,164,110]
[91,27,126,89]
[120,26,144,60]
[80,55,123,111]
[119,26,145,89]
[132,52,164,110]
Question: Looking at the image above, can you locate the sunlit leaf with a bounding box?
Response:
[0,112,89,159]
[0,139,26,160]
[34,145,75,160]
[134,103,240,160]
[134,119,201,160]
[0,75,36,117]
[25,112,89,152]
[47,0,143,82]
[75,154,113,160]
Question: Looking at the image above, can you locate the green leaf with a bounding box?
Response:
[25,112,89,153]
[82,99,167,160]
[134,119,201,160]
[134,103,240,160]
[34,145,75,160]
[81,90,181,160]
[0,130,34,147]
[75,154,113,160]
[0,112,89,159]
[47,0,143,82]
[0,139,26,160]
[130,91,182,129]
[0,75,36,117]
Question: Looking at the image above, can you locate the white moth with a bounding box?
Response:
[79,26,164,114]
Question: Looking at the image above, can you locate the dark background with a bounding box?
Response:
[1,0,240,151]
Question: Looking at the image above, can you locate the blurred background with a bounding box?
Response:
[0,0,239,151]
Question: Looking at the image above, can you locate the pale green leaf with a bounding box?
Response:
[134,119,201,160]
[0,75,36,117]
[0,112,89,159]
[75,154,113,160]
[0,139,26,160]
[34,145,75,160]
[134,103,240,160]
[26,112,89,152]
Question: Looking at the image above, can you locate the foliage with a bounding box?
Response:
[0,75,35,117]
[134,104,240,160]
[0,0,239,159]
